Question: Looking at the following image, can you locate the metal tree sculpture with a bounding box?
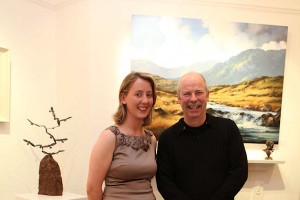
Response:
[23,107,72,196]
[23,107,72,155]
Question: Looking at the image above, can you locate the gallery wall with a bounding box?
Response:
[0,0,300,200]
[0,0,57,199]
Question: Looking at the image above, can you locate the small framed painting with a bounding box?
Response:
[0,47,11,122]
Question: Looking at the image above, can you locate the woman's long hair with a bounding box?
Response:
[113,72,156,126]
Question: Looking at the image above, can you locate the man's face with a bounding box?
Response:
[178,74,209,123]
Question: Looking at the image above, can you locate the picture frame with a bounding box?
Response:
[0,47,11,122]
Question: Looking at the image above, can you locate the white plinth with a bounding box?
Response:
[15,192,87,200]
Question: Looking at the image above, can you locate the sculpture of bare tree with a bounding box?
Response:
[23,107,72,155]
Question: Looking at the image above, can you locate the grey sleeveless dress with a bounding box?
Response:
[103,126,157,200]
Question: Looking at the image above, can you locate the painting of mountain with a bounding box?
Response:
[131,15,288,144]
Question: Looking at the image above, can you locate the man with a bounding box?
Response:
[156,72,248,200]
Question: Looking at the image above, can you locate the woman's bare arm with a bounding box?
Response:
[86,129,115,200]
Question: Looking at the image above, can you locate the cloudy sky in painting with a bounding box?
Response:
[131,15,288,69]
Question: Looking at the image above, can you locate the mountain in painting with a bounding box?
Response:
[203,49,286,86]
[131,49,286,86]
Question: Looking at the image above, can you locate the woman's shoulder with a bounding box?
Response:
[144,129,157,144]
[144,128,154,137]
[93,127,116,150]
[104,125,122,136]
[98,126,116,139]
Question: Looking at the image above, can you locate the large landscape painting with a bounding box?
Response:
[131,15,288,144]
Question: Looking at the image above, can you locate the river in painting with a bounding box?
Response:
[207,102,279,144]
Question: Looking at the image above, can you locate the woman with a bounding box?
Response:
[87,72,157,200]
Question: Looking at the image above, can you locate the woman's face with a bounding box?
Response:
[121,78,154,121]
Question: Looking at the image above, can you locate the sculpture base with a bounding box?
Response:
[38,155,63,196]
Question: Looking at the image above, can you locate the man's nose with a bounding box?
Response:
[190,93,197,101]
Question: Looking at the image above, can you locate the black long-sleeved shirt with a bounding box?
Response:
[156,114,248,200]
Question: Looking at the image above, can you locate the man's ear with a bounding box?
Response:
[177,93,181,104]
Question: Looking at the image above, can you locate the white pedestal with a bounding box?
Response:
[15,192,87,200]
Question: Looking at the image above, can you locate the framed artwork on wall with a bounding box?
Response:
[0,47,11,122]
[131,15,288,144]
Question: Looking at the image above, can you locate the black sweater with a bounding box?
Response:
[156,114,248,200]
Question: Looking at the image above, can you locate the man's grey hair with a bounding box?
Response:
[177,71,209,95]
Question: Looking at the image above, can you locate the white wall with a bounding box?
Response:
[1,0,300,200]
[0,0,57,199]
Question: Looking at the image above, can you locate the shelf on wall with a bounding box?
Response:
[248,159,285,164]
[246,149,285,164]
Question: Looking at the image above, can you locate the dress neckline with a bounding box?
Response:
[113,125,146,138]
[108,125,153,151]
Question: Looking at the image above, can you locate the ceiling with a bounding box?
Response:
[27,0,72,9]
[29,0,300,12]
[36,0,70,6]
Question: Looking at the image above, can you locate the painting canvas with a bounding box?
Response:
[131,15,288,144]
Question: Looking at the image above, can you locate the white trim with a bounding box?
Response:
[25,0,81,10]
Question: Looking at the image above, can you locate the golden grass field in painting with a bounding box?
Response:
[209,76,283,111]
[146,90,181,139]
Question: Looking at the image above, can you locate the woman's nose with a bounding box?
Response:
[141,95,149,103]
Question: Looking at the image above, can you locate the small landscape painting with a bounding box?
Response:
[131,15,288,144]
